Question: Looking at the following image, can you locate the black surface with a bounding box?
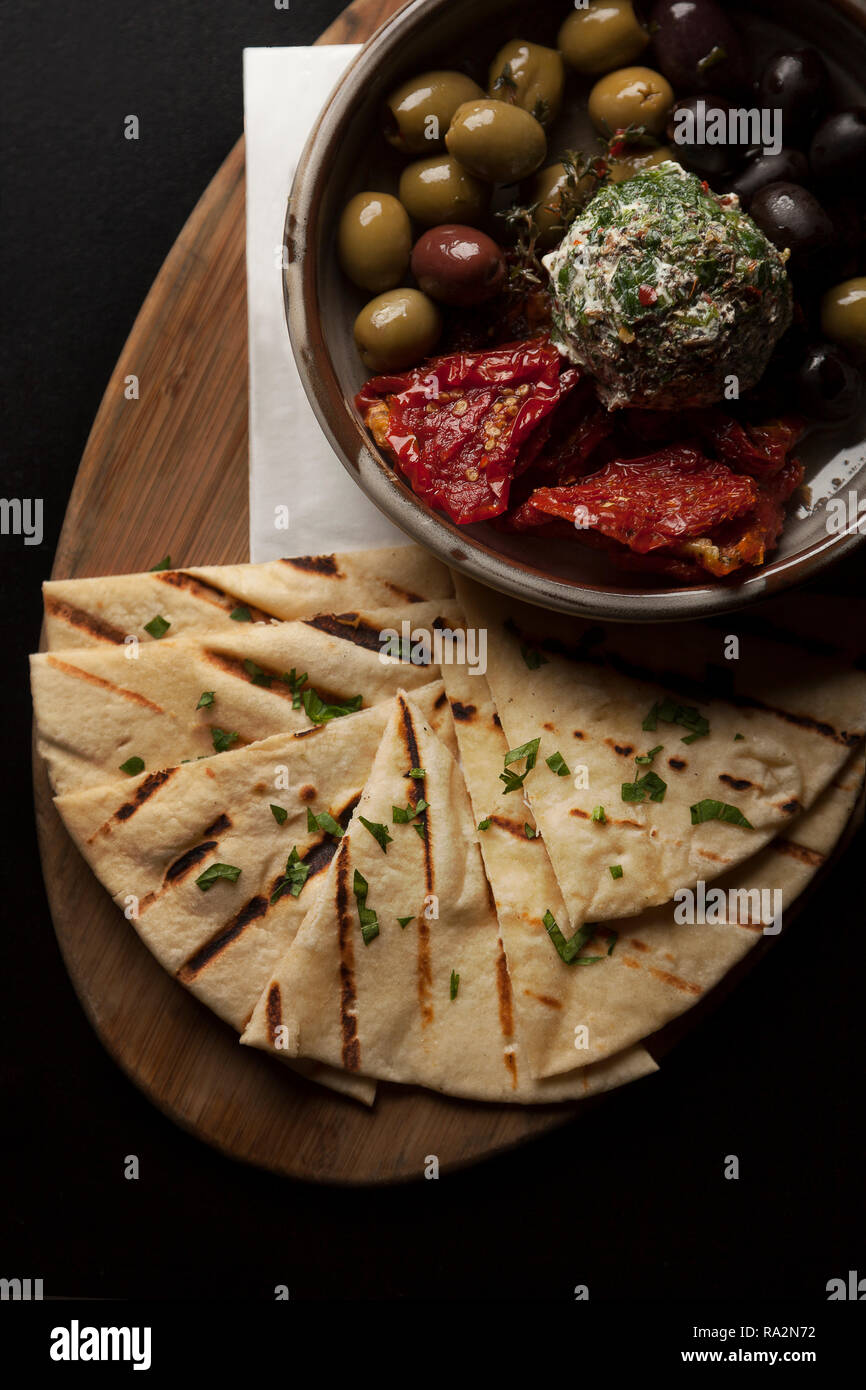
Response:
[1,0,865,1307]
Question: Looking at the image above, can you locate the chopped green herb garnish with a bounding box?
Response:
[301,687,363,725]
[353,869,379,945]
[543,909,605,966]
[591,805,607,823]
[643,698,709,744]
[621,769,667,803]
[397,916,413,929]
[270,847,310,903]
[281,668,307,710]
[525,823,538,839]
[196,691,215,710]
[609,864,623,880]
[634,744,663,765]
[119,755,145,776]
[500,737,540,793]
[690,799,754,829]
[144,614,170,639]
[734,732,745,741]
[149,555,171,571]
[230,605,252,622]
[211,727,239,753]
[196,862,241,892]
[505,738,540,768]
[406,768,426,779]
[306,808,343,839]
[393,799,428,824]
[546,751,570,777]
[477,817,492,831]
[359,816,393,853]
[606,931,618,956]
[450,970,460,1000]
[243,658,272,688]
[520,643,548,670]
[270,804,287,825]
[412,821,427,840]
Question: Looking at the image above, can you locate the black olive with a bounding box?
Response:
[749,181,835,267]
[757,49,829,142]
[795,341,864,423]
[728,148,810,208]
[649,0,745,95]
[666,95,743,177]
[810,108,866,186]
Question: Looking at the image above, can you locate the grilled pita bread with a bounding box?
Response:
[240,692,657,1102]
[43,546,452,650]
[52,692,449,1106]
[31,602,462,795]
[454,575,866,928]
[442,660,864,1077]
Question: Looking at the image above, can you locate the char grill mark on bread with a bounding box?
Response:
[42,596,127,645]
[398,695,435,1028]
[45,656,165,712]
[156,570,275,623]
[280,554,341,577]
[265,984,282,1044]
[335,839,361,1072]
[176,896,270,983]
[303,612,390,653]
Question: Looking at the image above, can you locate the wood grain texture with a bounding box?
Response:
[34,0,586,1184]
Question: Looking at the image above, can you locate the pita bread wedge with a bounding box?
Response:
[240,692,657,1103]
[442,658,864,1078]
[43,545,452,650]
[453,575,866,928]
[31,601,462,795]
[52,695,448,1107]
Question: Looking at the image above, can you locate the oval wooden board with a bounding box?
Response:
[32,0,864,1184]
[32,0,587,1184]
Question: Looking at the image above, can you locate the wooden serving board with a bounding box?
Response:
[32,0,865,1183]
[32,0,586,1183]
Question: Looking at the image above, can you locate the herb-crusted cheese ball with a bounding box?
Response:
[543,161,793,410]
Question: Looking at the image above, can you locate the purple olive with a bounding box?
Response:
[666,95,744,177]
[728,148,810,208]
[749,181,835,266]
[649,0,745,94]
[795,341,864,422]
[757,49,829,142]
[810,108,866,186]
[411,224,506,306]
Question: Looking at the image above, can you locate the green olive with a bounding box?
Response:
[820,277,866,354]
[353,289,442,373]
[384,69,484,154]
[487,40,566,126]
[607,145,678,182]
[588,66,674,138]
[446,99,547,184]
[337,192,411,293]
[559,0,648,76]
[523,162,595,249]
[398,154,490,227]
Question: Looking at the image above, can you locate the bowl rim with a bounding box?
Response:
[284,0,866,622]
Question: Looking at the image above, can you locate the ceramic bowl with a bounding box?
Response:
[284,0,866,620]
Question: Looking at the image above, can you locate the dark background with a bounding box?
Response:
[1,0,864,1303]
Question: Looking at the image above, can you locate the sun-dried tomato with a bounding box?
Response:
[693,411,807,479]
[675,456,804,576]
[518,446,758,553]
[355,338,569,523]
